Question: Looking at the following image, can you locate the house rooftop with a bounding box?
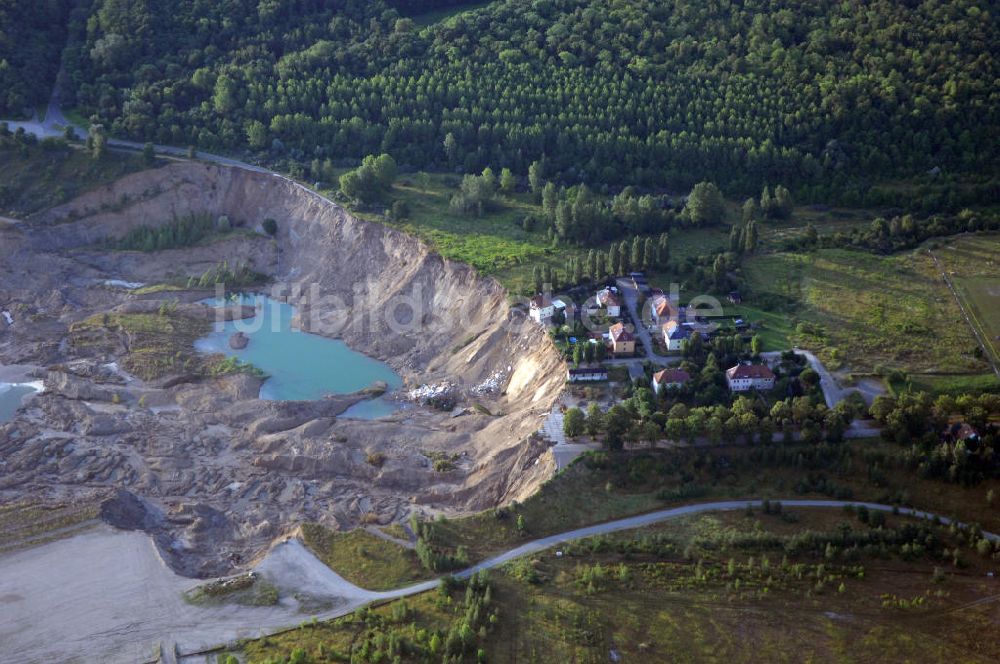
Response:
[609,322,634,342]
[663,320,690,340]
[597,289,622,307]
[654,368,690,384]
[726,363,775,380]
[568,367,608,376]
[529,294,551,308]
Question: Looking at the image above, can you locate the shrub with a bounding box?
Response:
[262,218,278,235]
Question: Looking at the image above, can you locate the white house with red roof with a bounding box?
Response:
[726,363,776,391]
[652,368,691,393]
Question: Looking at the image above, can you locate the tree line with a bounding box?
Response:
[54,0,999,198]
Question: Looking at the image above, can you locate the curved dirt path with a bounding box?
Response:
[196,499,999,658]
[1,499,995,664]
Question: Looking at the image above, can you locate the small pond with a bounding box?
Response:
[196,294,402,416]
[0,382,42,423]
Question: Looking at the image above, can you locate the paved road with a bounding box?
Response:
[761,349,883,409]
[615,278,657,362]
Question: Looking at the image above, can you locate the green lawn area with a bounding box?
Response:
[907,372,1000,395]
[739,247,989,376]
[301,524,428,591]
[722,303,794,351]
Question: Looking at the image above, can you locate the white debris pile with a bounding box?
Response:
[406,382,455,402]
[471,365,512,395]
[1,310,12,326]
[101,279,145,290]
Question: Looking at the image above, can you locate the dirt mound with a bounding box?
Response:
[1,162,564,577]
[99,489,159,531]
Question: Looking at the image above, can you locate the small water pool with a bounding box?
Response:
[195,294,403,415]
[0,382,42,423]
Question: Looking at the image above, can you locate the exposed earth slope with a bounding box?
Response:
[0,161,564,576]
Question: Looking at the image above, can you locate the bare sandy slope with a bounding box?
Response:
[0,525,377,663]
[0,160,565,578]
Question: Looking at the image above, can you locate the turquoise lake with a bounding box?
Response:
[195,295,403,412]
[0,383,40,423]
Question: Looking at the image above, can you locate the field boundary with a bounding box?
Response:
[927,249,1000,379]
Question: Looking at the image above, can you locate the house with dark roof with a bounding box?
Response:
[726,363,775,391]
[662,320,690,351]
[652,368,691,393]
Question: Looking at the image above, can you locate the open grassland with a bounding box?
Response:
[0,140,147,218]
[416,439,1000,568]
[239,507,1000,663]
[933,233,1000,366]
[301,524,428,592]
[483,509,1000,664]
[740,247,991,379]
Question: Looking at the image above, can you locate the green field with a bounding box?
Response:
[301,524,428,592]
[740,247,991,378]
[935,234,1000,367]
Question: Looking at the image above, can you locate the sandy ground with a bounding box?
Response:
[0,526,378,663]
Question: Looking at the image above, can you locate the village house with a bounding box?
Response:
[596,287,622,317]
[567,366,609,383]
[726,363,776,392]
[650,293,678,325]
[652,368,691,393]
[662,320,690,351]
[529,294,554,324]
[609,322,635,356]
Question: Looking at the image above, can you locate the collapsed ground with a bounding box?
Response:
[0,159,564,577]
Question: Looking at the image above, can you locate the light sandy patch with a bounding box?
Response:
[0,526,376,663]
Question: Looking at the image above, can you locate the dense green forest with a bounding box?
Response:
[56,0,999,195]
[0,0,72,115]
